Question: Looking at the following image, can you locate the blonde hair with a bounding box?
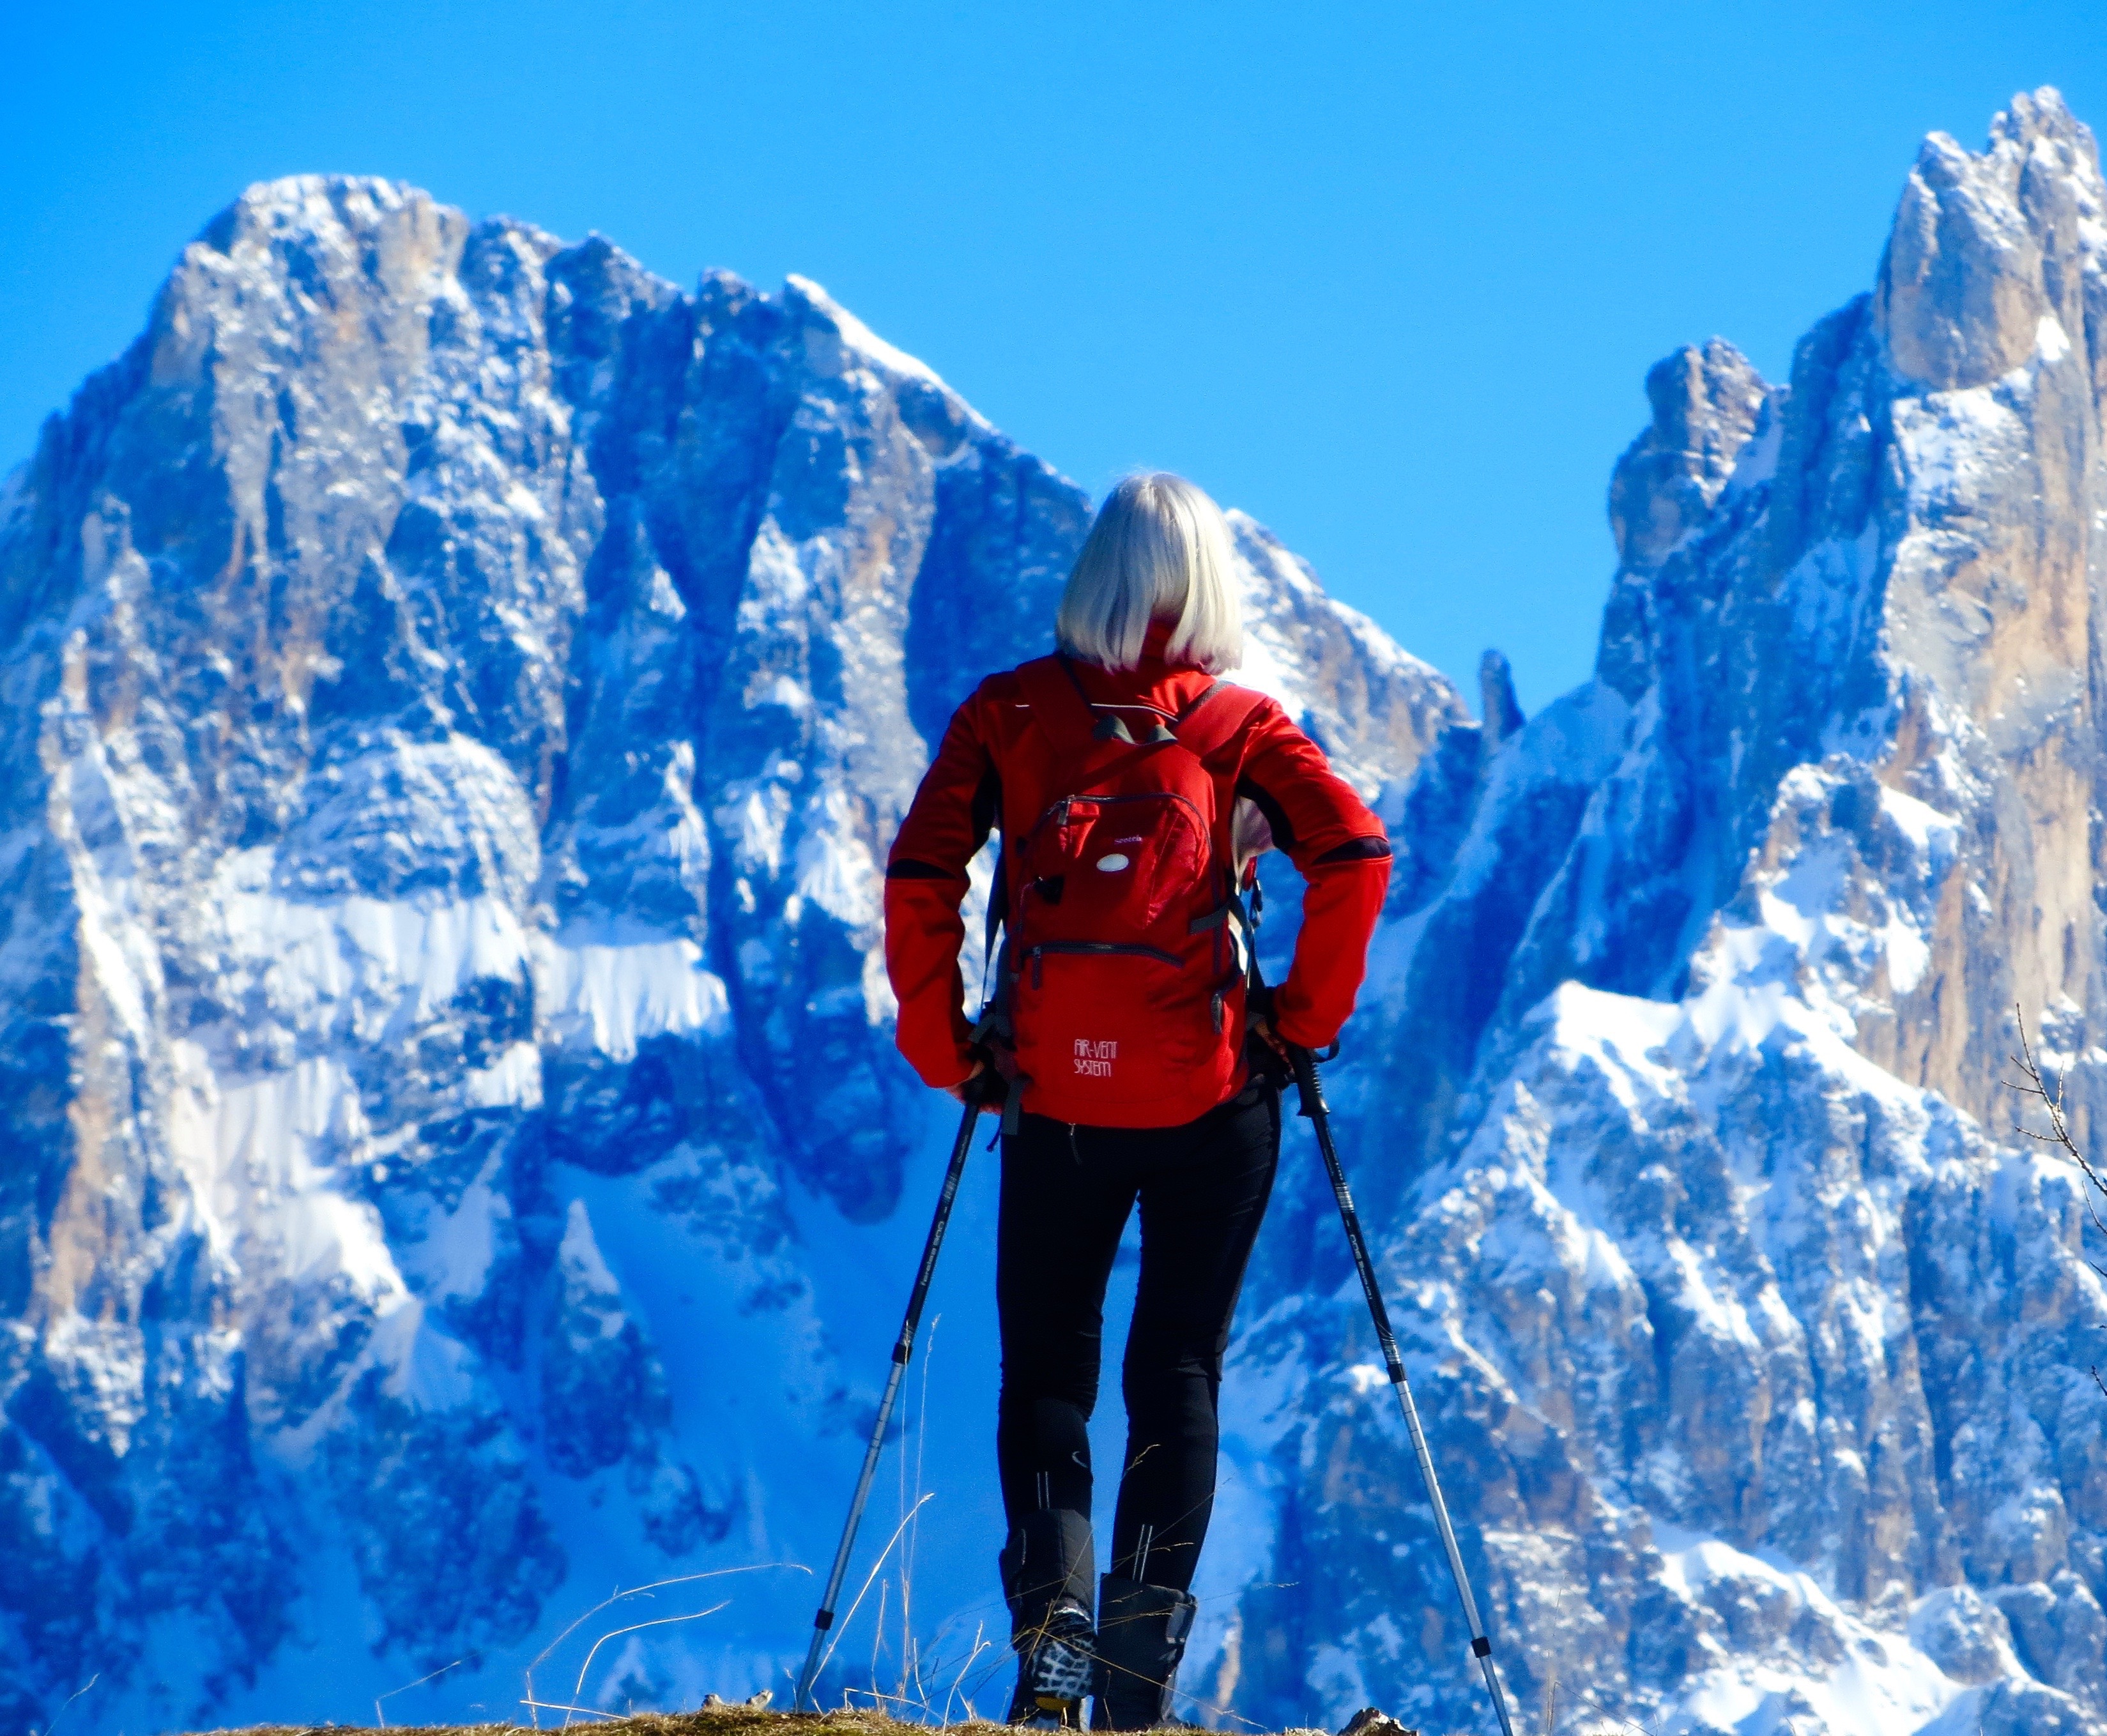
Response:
[1055,472,1244,673]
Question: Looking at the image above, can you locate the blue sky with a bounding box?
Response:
[4,2,2103,710]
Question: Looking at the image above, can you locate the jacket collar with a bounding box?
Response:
[1065,621,1218,717]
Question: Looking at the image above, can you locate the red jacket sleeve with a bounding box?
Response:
[1237,704,1391,1049]
[884,688,1000,1088]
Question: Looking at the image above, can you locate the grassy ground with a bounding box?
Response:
[186,1709,1008,1736]
[185,1710,1393,1736]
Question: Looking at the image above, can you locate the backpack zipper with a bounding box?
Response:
[1024,940,1183,988]
[1029,789,1212,855]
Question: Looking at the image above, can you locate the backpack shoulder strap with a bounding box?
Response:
[1013,653,1099,754]
[1171,681,1270,763]
[1018,657,1269,762]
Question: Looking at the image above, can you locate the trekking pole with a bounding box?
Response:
[1289,1043,1519,1736]
[792,1082,990,1712]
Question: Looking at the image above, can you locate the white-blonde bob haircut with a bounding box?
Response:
[1056,472,1244,673]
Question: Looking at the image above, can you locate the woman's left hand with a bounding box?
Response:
[944,1058,990,1103]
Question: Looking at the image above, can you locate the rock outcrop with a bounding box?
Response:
[1213,88,2107,1736]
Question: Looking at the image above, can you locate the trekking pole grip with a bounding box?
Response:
[1288,1042,1329,1119]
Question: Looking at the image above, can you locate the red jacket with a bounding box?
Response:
[884,635,1391,1122]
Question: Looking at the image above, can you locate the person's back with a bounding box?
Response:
[884,473,1391,1730]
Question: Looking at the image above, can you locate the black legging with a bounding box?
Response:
[995,1081,1280,1595]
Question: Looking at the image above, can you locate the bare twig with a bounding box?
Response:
[1163,1675,1268,1732]
[520,1562,805,1730]
[806,1492,935,1700]
[1563,1691,1660,1736]
[517,1696,622,1721]
[376,1656,466,1728]
[870,1577,889,1705]
[2007,1006,2107,1387]
[901,1313,940,1712]
[566,1601,730,1724]
[940,1622,990,1726]
[2007,1005,2107,1242]
[42,1673,98,1736]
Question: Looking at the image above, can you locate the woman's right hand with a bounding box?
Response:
[1249,1014,1292,1063]
[944,1058,990,1103]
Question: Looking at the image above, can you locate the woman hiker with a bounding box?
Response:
[882,473,1391,1730]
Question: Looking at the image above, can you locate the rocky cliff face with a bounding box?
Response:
[4,89,2107,1736]
[1212,88,2107,1736]
[0,176,1459,1732]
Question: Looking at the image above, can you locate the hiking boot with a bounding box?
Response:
[1007,1598,1098,1728]
[1091,1574,1197,1730]
[1001,1510,1099,1728]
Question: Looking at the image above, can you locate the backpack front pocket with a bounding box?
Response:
[1009,941,1206,1110]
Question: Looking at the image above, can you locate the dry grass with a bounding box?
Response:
[185,1709,1013,1736]
[170,1709,1519,1736]
[179,1712,1427,1736]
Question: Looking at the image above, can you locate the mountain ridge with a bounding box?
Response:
[0,169,1460,1733]
[4,90,2107,1736]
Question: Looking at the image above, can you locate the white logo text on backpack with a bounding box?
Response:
[1073,1039,1117,1078]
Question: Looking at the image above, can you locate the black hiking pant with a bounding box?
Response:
[996,1079,1280,1599]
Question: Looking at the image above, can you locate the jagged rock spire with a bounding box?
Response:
[1877,85,2106,391]
[1606,337,1766,573]
[1477,648,1524,747]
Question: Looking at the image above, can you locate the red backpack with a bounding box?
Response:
[983,655,1269,1129]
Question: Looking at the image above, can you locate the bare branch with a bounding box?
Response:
[2007,1006,2107,1243]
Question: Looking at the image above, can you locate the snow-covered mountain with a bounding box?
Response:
[3,86,2105,1736]
[1220,89,2107,1736]
[0,173,1458,1733]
